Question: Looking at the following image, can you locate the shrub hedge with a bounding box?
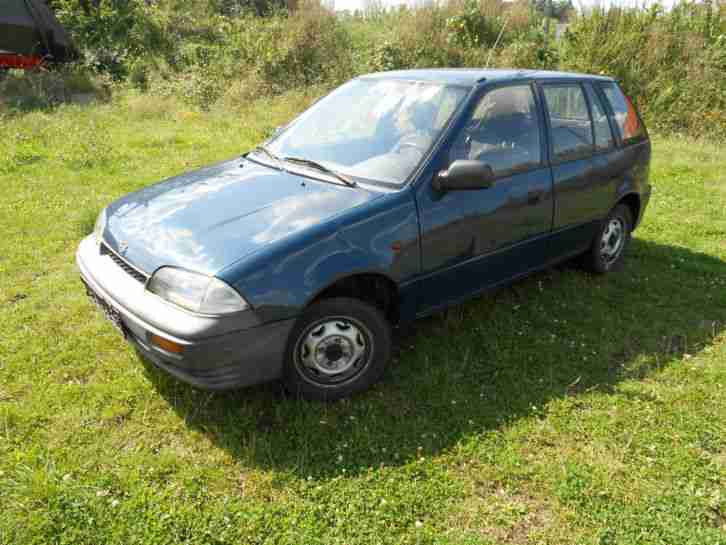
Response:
[7,0,726,138]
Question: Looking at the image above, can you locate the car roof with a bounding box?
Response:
[362,68,615,86]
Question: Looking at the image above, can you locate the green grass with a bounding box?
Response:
[1,94,725,545]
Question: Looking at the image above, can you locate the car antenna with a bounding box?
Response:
[485,16,508,69]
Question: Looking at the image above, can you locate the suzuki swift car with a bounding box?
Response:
[77,69,651,400]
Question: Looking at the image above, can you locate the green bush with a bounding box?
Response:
[495,29,558,69]
[41,0,726,139]
[0,67,110,112]
[54,0,169,79]
[559,4,726,138]
[445,0,506,48]
[231,6,354,91]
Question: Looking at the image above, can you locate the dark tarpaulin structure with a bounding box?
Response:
[0,0,78,68]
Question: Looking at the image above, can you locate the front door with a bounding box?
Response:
[412,83,554,315]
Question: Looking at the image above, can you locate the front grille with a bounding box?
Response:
[100,243,148,284]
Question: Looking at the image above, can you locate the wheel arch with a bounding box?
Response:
[616,192,641,230]
[306,272,401,325]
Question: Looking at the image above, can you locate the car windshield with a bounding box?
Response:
[263,78,470,185]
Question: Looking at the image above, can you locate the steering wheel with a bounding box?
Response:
[394,133,428,155]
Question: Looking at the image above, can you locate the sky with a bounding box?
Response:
[332,0,678,11]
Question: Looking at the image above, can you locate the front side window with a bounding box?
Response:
[449,85,541,177]
[543,84,594,161]
[263,78,469,185]
[600,82,646,145]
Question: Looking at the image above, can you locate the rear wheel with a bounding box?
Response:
[584,204,633,273]
[283,297,392,401]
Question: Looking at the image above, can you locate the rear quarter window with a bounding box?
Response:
[599,83,647,145]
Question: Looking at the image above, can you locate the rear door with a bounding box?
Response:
[539,81,613,255]
[584,81,625,225]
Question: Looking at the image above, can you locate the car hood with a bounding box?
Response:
[103,158,379,276]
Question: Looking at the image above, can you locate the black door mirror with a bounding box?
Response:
[433,160,496,191]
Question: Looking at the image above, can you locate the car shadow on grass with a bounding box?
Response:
[138,238,726,480]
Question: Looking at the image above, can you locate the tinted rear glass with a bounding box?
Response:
[600,83,646,145]
[543,84,593,161]
[585,84,615,151]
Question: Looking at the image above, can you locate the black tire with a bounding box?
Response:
[584,204,633,274]
[282,297,392,401]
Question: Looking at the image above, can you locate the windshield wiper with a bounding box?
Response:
[281,156,357,188]
[250,145,283,169]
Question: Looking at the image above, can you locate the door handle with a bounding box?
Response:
[593,155,609,169]
[527,190,542,205]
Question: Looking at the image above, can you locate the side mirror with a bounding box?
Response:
[432,160,496,192]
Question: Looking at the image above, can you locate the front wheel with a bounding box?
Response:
[282,297,392,401]
[584,204,633,273]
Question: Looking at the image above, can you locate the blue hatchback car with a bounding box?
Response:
[77,69,651,400]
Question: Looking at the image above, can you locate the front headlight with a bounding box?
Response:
[94,207,107,243]
[147,267,249,315]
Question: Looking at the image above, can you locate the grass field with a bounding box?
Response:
[1,93,725,545]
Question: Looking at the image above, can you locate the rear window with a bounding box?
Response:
[600,83,646,145]
[585,84,615,151]
[542,84,594,161]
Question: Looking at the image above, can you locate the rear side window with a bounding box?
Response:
[600,83,646,145]
[585,84,615,151]
[542,84,593,161]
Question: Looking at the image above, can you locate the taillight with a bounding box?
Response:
[622,94,642,141]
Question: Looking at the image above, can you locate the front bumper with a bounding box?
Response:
[76,235,295,390]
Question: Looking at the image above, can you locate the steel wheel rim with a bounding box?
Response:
[294,316,373,387]
[600,217,625,265]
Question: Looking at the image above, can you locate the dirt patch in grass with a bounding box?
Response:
[447,482,557,543]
